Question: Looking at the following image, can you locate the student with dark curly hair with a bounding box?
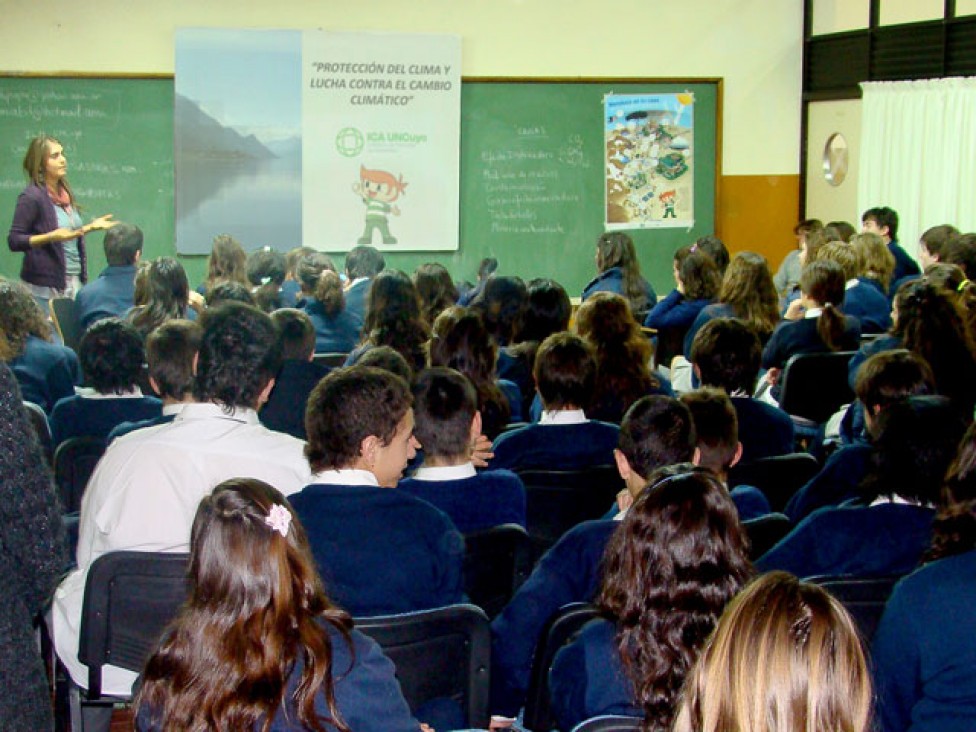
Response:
[582,231,657,318]
[49,318,161,445]
[874,420,976,731]
[549,465,752,731]
[349,270,429,372]
[0,277,80,412]
[290,366,463,618]
[576,292,672,423]
[52,302,311,699]
[429,307,519,439]
[675,572,872,732]
[135,478,422,732]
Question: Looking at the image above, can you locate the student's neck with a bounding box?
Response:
[423,455,470,468]
[162,396,195,407]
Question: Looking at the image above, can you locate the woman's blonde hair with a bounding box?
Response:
[674,571,872,732]
[852,232,896,291]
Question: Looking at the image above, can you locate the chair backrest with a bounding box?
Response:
[50,297,83,352]
[78,551,190,698]
[462,523,532,619]
[53,436,107,513]
[572,715,643,732]
[742,512,793,559]
[517,466,624,555]
[522,602,601,732]
[355,603,490,728]
[778,351,856,424]
[23,400,53,464]
[806,574,902,643]
[312,352,349,368]
[728,452,821,513]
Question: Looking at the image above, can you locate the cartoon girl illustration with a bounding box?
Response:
[353,165,407,245]
[660,189,677,219]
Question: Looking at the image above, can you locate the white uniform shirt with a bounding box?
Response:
[52,402,312,695]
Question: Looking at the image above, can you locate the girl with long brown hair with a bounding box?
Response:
[674,572,872,732]
[135,477,421,732]
[548,465,752,731]
[582,231,657,318]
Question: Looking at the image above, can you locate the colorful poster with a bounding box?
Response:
[302,32,461,251]
[604,93,694,230]
[173,29,460,254]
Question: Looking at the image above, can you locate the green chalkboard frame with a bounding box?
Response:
[1,74,720,295]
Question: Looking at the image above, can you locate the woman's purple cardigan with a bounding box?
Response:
[7,183,87,289]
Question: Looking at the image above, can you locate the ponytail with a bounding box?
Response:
[817,303,847,351]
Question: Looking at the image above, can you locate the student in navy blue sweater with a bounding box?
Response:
[399,367,525,533]
[818,240,892,334]
[49,318,161,447]
[874,424,976,731]
[0,278,80,412]
[298,257,361,354]
[489,395,697,722]
[548,466,752,731]
[108,319,201,440]
[260,308,330,440]
[689,317,795,463]
[74,222,143,331]
[490,332,620,472]
[862,206,920,291]
[759,395,969,579]
[786,349,935,522]
[644,245,720,366]
[288,366,464,618]
[581,231,656,319]
[762,260,861,394]
[681,388,771,521]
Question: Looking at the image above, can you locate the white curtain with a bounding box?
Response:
[858,77,976,257]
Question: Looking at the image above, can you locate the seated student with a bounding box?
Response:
[399,367,526,533]
[786,349,935,522]
[890,223,960,294]
[280,245,315,307]
[576,292,674,424]
[581,231,656,319]
[862,205,920,291]
[343,244,385,330]
[488,332,620,472]
[758,395,968,579]
[246,246,287,313]
[674,572,872,732]
[818,240,892,333]
[260,308,330,440]
[762,259,861,393]
[852,229,897,298]
[489,396,696,722]
[774,219,822,305]
[644,245,721,366]
[943,231,976,280]
[0,278,80,413]
[681,387,771,521]
[548,466,752,731]
[429,307,520,440]
[301,263,360,354]
[689,317,794,463]
[204,279,254,307]
[74,222,143,330]
[413,261,459,327]
[135,478,423,732]
[49,318,161,446]
[108,319,202,440]
[873,422,976,732]
[288,366,464,617]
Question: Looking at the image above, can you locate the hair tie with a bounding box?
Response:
[264,504,291,537]
[959,279,971,292]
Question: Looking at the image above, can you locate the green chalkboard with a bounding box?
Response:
[0,76,175,280]
[0,76,718,294]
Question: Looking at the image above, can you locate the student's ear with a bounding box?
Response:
[469,410,483,444]
[134,249,142,264]
[191,352,199,375]
[691,446,702,466]
[306,349,315,363]
[728,441,744,470]
[613,448,632,481]
[360,434,380,468]
[147,375,162,397]
[692,363,701,381]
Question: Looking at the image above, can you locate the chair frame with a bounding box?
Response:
[778,350,856,425]
[53,436,107,514]
[355,603,491,728]
[462,523,532,619]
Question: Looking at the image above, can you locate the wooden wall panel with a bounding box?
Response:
[717,174,800,269]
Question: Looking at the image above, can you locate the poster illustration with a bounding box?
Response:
[604,93,694,230]
[303,31,461,251]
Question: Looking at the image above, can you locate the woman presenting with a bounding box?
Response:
[7,135,115,309]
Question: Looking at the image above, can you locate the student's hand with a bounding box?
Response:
[489,716,515,730]
[188,290,206,313]
[784,298,806,320]
[616,488,634,513]
[766,367,781,387]
[471,434,494,468]
[419,724,436,732]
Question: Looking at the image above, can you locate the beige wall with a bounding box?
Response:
[805,99,862,225]
[1,0,803,178]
